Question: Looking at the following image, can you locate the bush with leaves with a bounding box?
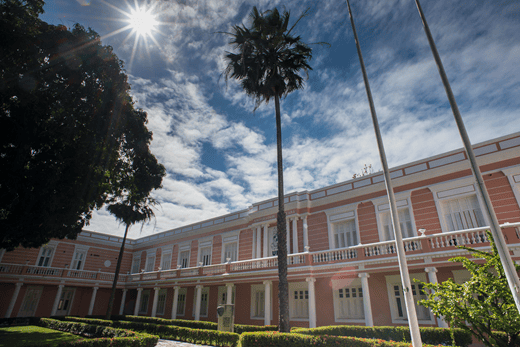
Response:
[418,231,520,347]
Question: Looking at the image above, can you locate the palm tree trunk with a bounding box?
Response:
[274,93,290,332]
[105,223,129,320]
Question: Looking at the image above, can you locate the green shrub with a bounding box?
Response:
[234,324,277,334]
[37,318,157,347]
[293,325,472,347]
[240,331,449,347]
[61,316,239,347]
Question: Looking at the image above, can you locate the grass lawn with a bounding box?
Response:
[0,325,84,347]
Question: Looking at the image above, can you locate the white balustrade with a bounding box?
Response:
[180,268,199,277]
[313,247,358,263]
[230,257,278,271]
[0,264,23,274]
[160,269,177,278]
[142,273,158,280]
[428,228,489,249]
[67,269,97,279]
[288,254,306,265]
[202,264,226,275]
[26,266,62,276]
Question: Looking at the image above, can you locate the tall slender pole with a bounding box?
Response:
[346,1,422,345]
[414,0,520,312]
[106,223,130,320]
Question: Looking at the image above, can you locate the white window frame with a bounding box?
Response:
[429,179,490,233]
[289,282,309,321]
[385,274,433,324]
[198,239,213,266]
[178,243,191,268]
[36,241,58,267]
[192,287,209,318]
[250,284,271,320]
[176,288,187,316]
[139,289,151,314]
[332,278,365,323]
[131,254,141,274]
[221,231,240,263]
[373,195,416,242]
[325,204,360,250]
[156,289,167,315]
[217,286,236,305]
[144,250,157,272]
[503,168,520,209]
[70,245,89,270]
[18,286,43,317]
[160,246,173,270]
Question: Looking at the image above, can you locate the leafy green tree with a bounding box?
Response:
[418,232,520,347]
[224,6,313,332]
[0,0,165,250]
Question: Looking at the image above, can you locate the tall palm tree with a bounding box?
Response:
[224,7,312,332]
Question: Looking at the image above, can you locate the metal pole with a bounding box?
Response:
[414,0,520,311]
[346,1,422,345]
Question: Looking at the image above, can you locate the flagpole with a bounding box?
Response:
[345,1,422,345]
[413,0,520,312]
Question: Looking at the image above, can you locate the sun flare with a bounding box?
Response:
[128,6,158,37]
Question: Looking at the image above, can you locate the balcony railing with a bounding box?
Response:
[1,223,518,286]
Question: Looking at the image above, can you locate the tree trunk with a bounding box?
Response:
[274,93,290,332]
[105,223,129,320]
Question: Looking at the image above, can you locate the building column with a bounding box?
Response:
[51,285,64,316]
[358,273,373,326]
[5,283,23,318]
[134,288,143,316]
[292,218,299,253]
[226,283,234,305]
[151,287,161,317]
[88,286,99,316]
[256,226,262,259]
[263,225,269,257]
[119,289,128,315]
[252,229,257,258]
[263,280,271,325]
[306,277,317,328]
[171,286,180,319]
[286,219,291,254]
[425,267,449,328]
[194,285,203,321]
[303,216,309,251]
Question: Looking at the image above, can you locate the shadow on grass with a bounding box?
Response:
[0,325,83,347]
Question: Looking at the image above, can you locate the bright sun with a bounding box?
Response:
[128,6,158,37]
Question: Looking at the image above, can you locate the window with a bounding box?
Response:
[250,284,266,319]
[145,251,156,272]
[334,220,357,248]
[223,242,238,262]
[156,289,167,315]
[193,287,209,317]
[199,246,212,266]
[176,289,187,316]
[71,247,88,270]
[218,286,236,305]
[18,286,43,317]
[139,290,150,314]
[161,250,172,270]
[386,274,432,323]
[179,250,190,268]
[131,255,141,274]
[335,286,364,321]
[289,282,309,319]
[381,208,414,241]
[442,195,484,231]
[37,246,55,267]
[269,227,278,256]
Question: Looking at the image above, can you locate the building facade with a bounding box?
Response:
[1,132,520,330]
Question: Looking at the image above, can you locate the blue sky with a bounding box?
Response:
[40,0,520,239]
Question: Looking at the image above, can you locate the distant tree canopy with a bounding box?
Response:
[0,0,165,251]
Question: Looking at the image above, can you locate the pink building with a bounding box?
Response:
[1,132,520,330]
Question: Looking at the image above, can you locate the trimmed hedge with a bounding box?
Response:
[63,317,239,347]
[293,325,472,347]
[240,331,448,347]
[86,314,277,333]
[0,316,41,327]
[38,318,158,347]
